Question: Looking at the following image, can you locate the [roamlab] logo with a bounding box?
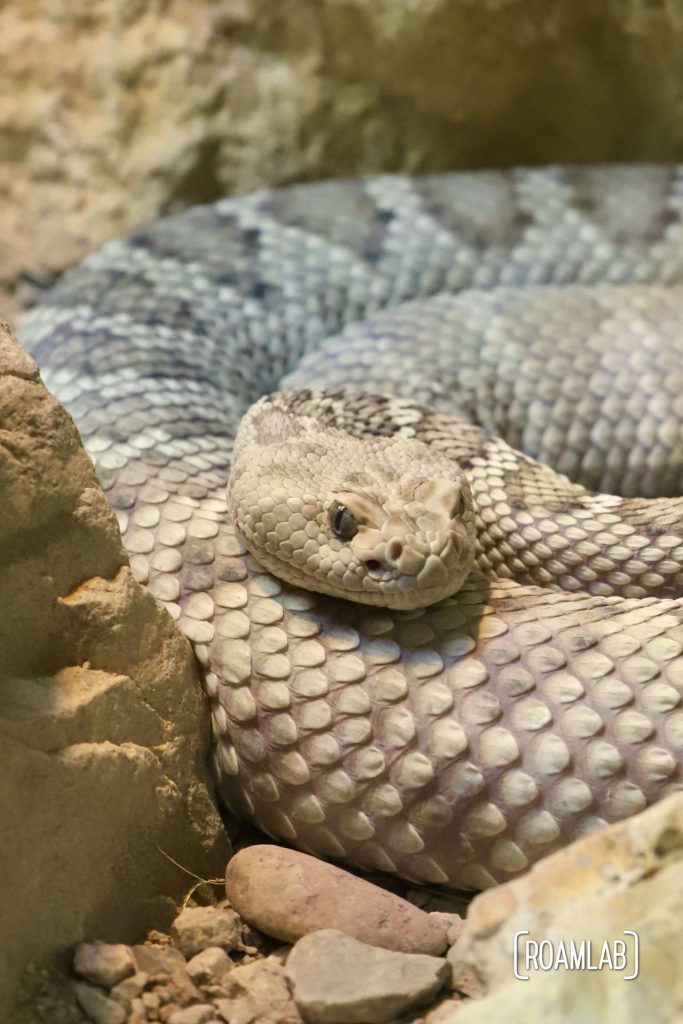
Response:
[513,931,639,981]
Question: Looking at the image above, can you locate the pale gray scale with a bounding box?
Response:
[286,284,683,499]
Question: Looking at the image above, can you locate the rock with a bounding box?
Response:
[214,957,302,1024]
[131,943,204,1011]
[186,947,233,983]
[74,942,135,989]
[167,1005,216,1024]
[0,317,230,1022]
[129,999,147,1023]
[429,913,464,948]
[439,793,683,1021]
[132,943,187,976]
[225,845,447,955]
[109,971,149,1006]
[285,929,449,1024]
[172,904,244,958]
[73,981,127,1024]
[4,3,683,325]
[142,990,161,1012]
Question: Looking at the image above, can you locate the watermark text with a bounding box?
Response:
[513,931,639,981]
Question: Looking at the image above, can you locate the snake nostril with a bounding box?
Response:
[366,559,382,572]
[387,539,403,561]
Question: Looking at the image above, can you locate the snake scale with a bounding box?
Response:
[21,166,683,890]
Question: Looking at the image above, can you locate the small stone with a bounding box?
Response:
[131,944,204,1008]
[129,996,148,1022]
[74,941,136,989]
[285,929,449,1023]
[167,1004,216,1024]
[73,981,127,1024]
[186,946,233,983]
[225,845,447,955]
[429,912,464,947]
[110,971,149,1006]
[172,904,243,958]
[132,943,188,976]
[214,957,302,1024]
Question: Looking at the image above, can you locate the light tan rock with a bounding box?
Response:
[3,1,683,324]
[167,1005,216,1024]
[73,941,135,989]
[0,322,230,1020]
[131,944,187,976]
[185,946,233,984]
[285,929,449,1024]
[439,793,683,1021]
[214,957,303,1024]
[73,982,127,1024]
[225,844,448,955]
[171,904,244,958]
[109,971,149,1007]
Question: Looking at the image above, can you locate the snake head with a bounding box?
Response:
[228,396,476,609]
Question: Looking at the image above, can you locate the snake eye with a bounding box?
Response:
[328,500,358,541]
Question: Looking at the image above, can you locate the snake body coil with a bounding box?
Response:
[22,167,683,889]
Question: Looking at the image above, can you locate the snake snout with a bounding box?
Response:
[361,535,427,578]
[386,538,403,562]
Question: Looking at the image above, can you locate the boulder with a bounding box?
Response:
[440,793,683,1022]
[0,322,230,1019]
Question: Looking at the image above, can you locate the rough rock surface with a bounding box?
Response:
[442,793,683,1022]
[171,904,244,959]
[73,943,135,990]
[73,982,127,1024]
[14,895,464,1023]
[225,845,448,955]
[0,322,231,1020]
[285,929,449,1024]
[3,1,683,322]
[215,958,303,1024]
[186,946,233,984]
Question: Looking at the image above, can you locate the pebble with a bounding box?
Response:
[225,845,448,955]
[429,912,464,946]
[132,942,204,1008]
[186,945,233,982]
[74,941,135,988]
[73,981,127,1024]
[110,971,149,1005]
[172,903,243,958]
[285,929,449,1024]
[132,942,187,975]
[129,997,147,1022]
[141,990,161,1012]
[167,1004,217,1024]
[214,957,303,1024]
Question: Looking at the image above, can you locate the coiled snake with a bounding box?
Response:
[21,166,683,890]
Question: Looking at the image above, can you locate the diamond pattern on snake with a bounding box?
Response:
[21,166,683,889]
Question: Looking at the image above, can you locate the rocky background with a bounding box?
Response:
[3,0,683,325]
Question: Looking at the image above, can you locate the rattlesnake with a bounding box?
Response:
[21,166,683,890]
